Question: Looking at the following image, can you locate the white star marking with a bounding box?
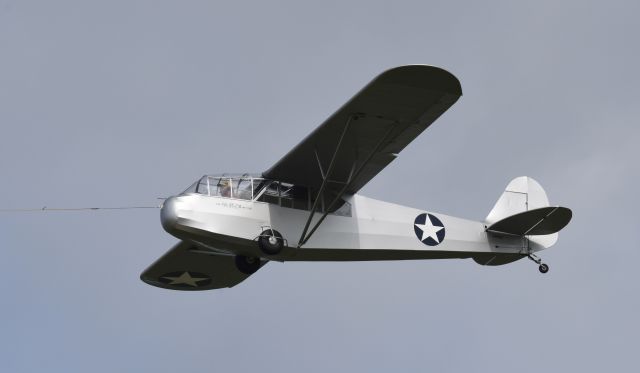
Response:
[161,272,208,287]
[415,216,444,244]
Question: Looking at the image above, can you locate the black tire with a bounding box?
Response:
[235,255,261,275]
[258,229,284,255]
[539,263,549,274]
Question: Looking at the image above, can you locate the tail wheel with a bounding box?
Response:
[258,229,284,255]
[539,263,549,274]
[235,255,261,275]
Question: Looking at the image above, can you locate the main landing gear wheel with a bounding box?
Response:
[258,229,284,255]
[235,255,261,275]
[539,263,549,273]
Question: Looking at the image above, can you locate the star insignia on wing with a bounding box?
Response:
[161,271,209,287]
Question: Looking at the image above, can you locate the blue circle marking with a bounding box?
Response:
[414,213,445,246]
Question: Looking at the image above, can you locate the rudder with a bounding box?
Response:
[486,176,550,225]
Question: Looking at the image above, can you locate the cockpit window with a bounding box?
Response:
[233,177,253,200]
[254,181,309,210]
[279,182,309,210]
[185,175,254,200]
[255,180,279,205]
[180,174,351,216]
[214,178,233,198]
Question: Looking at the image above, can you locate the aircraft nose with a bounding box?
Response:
[160,196,178,232]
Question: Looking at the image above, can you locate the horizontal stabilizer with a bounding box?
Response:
[486,206,572,236]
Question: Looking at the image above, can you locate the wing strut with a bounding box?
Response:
[297,115,355,247]
[297,121,396,247]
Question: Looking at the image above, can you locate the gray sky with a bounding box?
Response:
[1,1,639,372]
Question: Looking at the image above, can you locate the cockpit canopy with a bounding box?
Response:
[182,174,259,200]
[181,174,351,216]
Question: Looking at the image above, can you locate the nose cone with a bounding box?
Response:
[160,196,178,233]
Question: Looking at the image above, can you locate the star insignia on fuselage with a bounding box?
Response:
[159,271,211,288]
[414,213,445,246]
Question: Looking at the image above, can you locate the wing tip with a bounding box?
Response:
[375,65,462,96]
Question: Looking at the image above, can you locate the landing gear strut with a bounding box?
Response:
[528,254,549,274]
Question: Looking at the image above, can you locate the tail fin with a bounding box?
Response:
[485,177,572,249]
[486,176,550,225]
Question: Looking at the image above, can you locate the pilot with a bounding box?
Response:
[219,179,231,198]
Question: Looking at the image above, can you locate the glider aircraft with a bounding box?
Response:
[141,65,572,291]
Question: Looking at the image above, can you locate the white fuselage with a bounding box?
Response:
[160,193,547,262]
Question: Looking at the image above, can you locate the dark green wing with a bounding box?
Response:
[263,65,462,197]
[140,241,264,291]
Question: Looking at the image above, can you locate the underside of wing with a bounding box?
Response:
[140,241,265,291]
[263,65,462,201]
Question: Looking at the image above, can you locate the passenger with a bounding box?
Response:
[219,179,231,198]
